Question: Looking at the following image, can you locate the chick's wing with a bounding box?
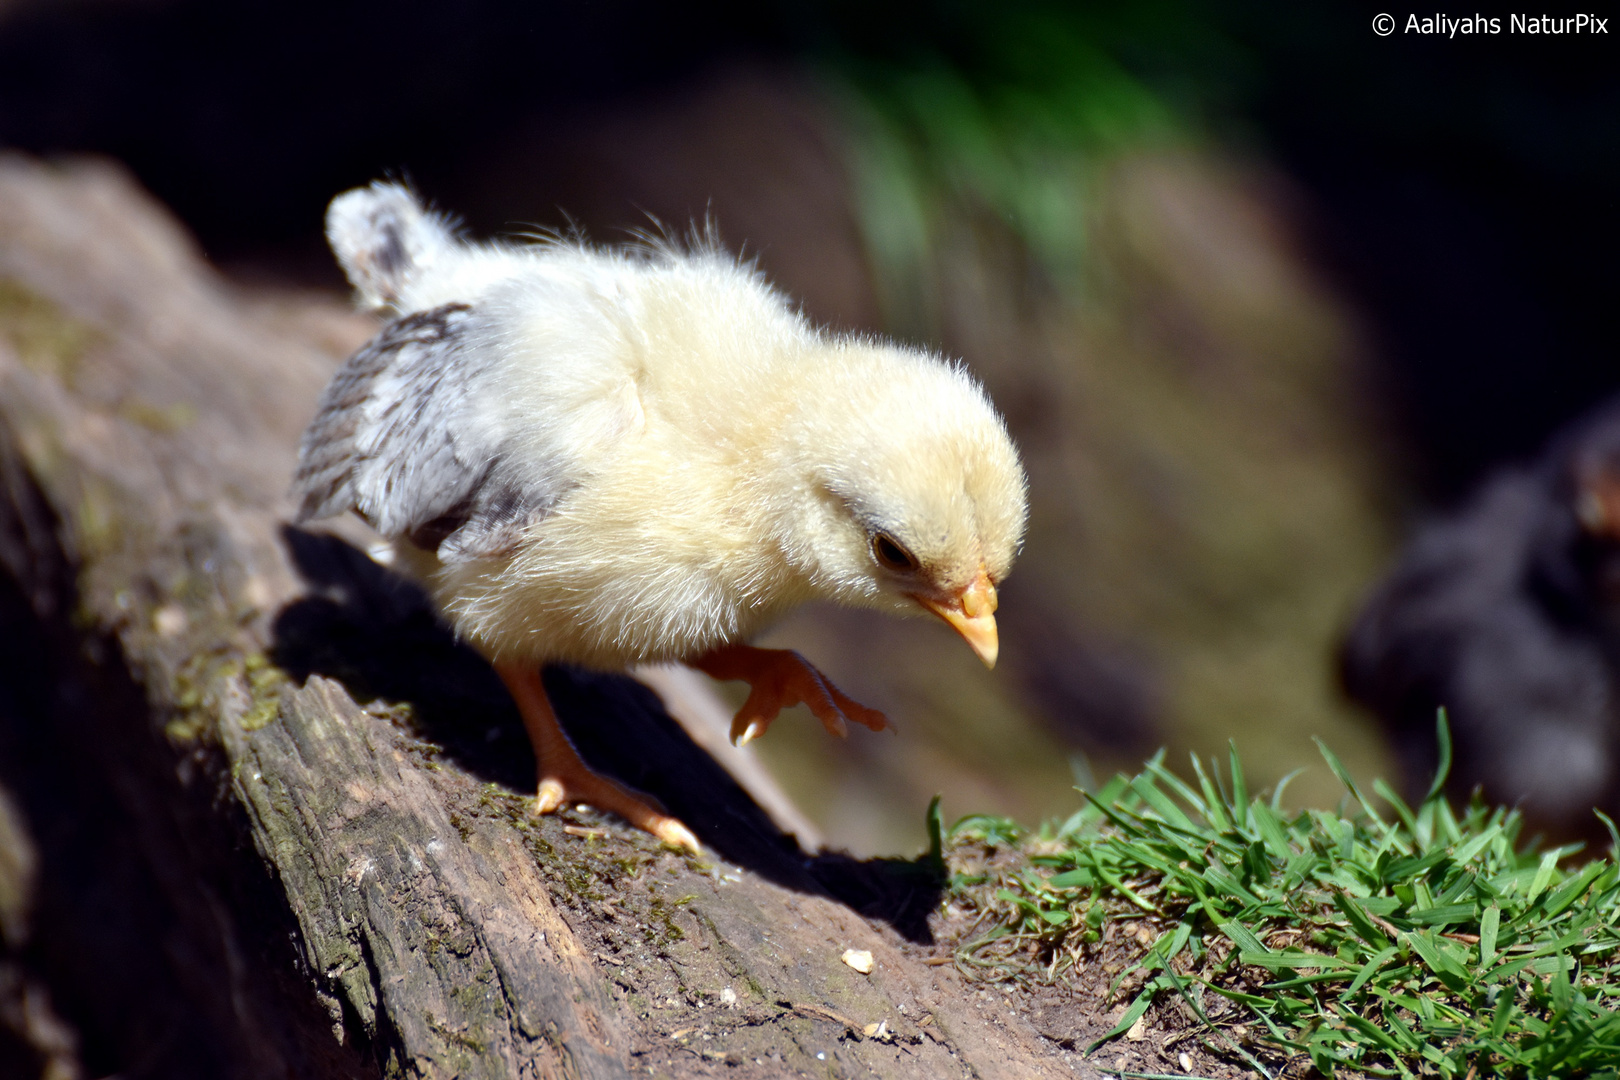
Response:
[293,301,565,562]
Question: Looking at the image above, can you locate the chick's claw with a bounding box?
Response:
[690,644,888,747]
[532,766,699,852]
[498,662,701,852]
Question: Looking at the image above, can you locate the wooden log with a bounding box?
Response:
[0,153,1092,1079]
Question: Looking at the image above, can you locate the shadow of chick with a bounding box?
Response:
[271,525,945,940]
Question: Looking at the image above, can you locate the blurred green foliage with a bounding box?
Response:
[837,11,1181,293]
[826,3,1210,330]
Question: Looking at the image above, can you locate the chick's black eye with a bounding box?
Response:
[872,532,919,572]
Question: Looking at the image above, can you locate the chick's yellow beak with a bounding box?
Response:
[912,567,999,669]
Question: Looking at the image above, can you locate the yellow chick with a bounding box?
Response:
[294,182,1028,850]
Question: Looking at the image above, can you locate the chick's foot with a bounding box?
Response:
[496,663,700,852]
[689,644,889,747]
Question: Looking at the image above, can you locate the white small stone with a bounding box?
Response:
[242,575,274,610]
[841,948,874,974]
[153,604,188,637]
[719,987,736,1007]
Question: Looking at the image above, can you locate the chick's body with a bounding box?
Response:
[295,183,1027,847]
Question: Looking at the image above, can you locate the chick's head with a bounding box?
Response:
[774,342,1028,667]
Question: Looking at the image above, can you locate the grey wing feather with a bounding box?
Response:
[294,302,563,563]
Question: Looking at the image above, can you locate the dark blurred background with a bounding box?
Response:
[1,0,1615,852]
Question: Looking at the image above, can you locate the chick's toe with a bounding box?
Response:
[535,772,699,853]
[691,644,889,747]
[499,663,700,852]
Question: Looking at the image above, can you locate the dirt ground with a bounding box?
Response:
[504,794,1295,1080]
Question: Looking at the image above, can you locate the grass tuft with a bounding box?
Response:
[944,718,1620,1078]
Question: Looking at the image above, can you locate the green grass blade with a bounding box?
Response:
[1422,709,1454,806]
[1480,904,1500,966]
[1086,986,1155,1053]
[1128,773,1198,836]
[1373,777,1419,838]
[1314,736,1385,828]
[1189,754,1232,834]
[1249,800,1292,862]
[1527,850,1561,904]
[1596,808,1620,860]
[1341,945,1400,1000]
[1228,742,1248,824]
[1269,767,1306,811]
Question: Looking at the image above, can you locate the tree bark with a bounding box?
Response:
[0,154,1094,1079]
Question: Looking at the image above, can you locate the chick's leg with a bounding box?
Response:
[690,644,889,747]
[495,663,699,852]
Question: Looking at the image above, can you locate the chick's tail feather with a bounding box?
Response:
[327,181,458,313]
